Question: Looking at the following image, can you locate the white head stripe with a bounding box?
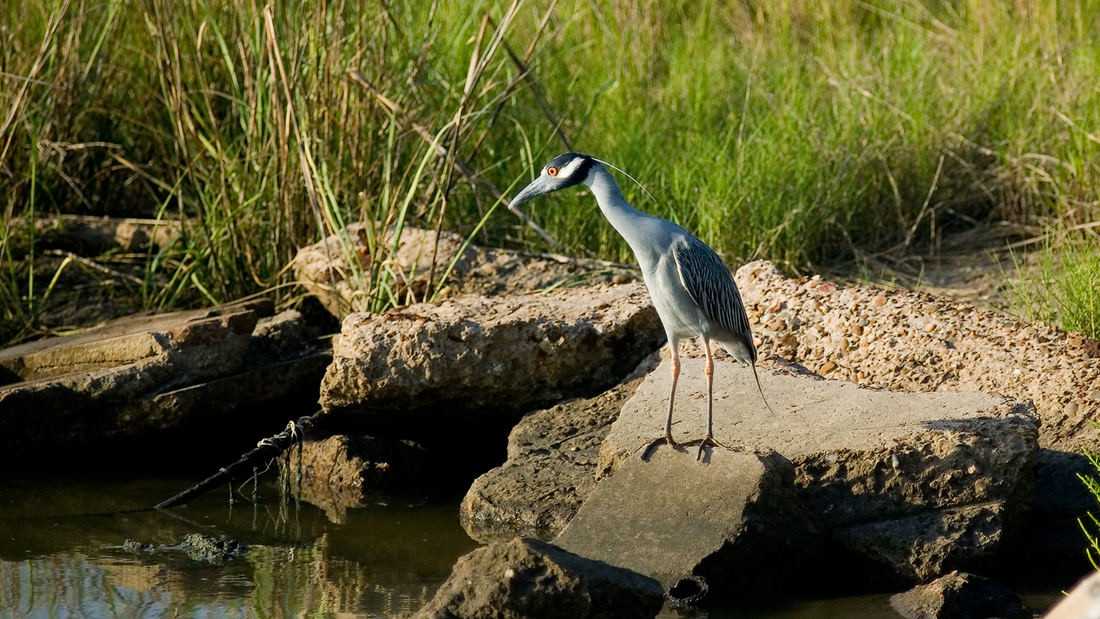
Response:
[557,156,585,178]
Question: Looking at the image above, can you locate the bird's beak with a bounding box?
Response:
[508,176,552,212]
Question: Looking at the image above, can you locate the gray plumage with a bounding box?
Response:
[509,152,774,461]
[671,236,755,363]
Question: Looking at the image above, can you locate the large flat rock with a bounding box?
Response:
[598,358,1037,584]
[415,537,663,619]
[0,305,329,462]
[320,284,663,418]
[735,260,1098,452]
[554,448,815,603]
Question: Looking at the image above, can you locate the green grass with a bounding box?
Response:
[1015,240,1100,339]
[1,0,1098,340]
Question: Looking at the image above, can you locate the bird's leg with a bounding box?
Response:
[665,345,680,443]
[696,338,732,461]
[640,342,681,460]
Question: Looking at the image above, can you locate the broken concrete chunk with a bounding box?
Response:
[836,502,1006,583]
[281,434,427,523]
[459,377,642,543]
[12,215,183,256]
[414,537,664,619]
[554,448,817,604]
[319,284,663,419]
[735,259,1098,452]
[294,224,637,319]
[0,300,329,462]
[597,358,1037,585]
[889,571,1030,619]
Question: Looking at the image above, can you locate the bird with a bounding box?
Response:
[508,152,774,462]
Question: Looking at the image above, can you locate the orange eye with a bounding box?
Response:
[547,166,559,177]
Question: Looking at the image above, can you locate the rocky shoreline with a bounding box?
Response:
[3,223,1098,617]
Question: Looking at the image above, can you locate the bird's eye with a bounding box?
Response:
[546,166,559,177]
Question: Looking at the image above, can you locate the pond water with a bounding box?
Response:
[0,475,1064,618]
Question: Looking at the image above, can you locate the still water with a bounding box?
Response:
[0,475,1062,618]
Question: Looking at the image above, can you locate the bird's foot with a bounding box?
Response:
[691,434,733,463]
[637,433,681,461]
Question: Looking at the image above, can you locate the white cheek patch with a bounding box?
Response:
[557,156,585,179]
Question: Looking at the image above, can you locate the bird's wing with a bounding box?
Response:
[671,236,757,362]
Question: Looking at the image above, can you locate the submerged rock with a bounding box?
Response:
[555,448,817,604]
[121,534,247,566]
[414,537,663,619]
[460,371,650,543]
[294,224,637,319]
[597,357,1037,585]
[0,302,330,462]
[282,433,427,523]
[889,571,1029,619]
[319,283,663,420]
[177,534,248,565]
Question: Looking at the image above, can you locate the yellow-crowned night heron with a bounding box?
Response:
[509,153,775,461]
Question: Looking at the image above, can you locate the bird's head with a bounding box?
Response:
[508,152,596,210]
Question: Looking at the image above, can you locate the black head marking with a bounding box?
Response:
[545,152,595,188]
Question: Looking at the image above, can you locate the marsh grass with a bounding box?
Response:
[1014,239,1100,339]
[0,1,1098,340]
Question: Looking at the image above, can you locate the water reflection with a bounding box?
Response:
[0,475,477,618]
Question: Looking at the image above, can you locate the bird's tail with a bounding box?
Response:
[750,361,777,416]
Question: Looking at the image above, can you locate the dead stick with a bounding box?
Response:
[154,412,322,510]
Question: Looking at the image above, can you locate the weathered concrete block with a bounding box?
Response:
[414,537,664,619]
[282,433,427,523]
[554,448,816,603]
[319,284,663,418]
[0,302,329,462]
[460,376,645,542]
[735,259,1098,452]
[294,224,637,319]
[597,358,1037,585]
[890,571,1029,619]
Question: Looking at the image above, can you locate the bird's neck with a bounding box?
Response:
[584,166,649,248]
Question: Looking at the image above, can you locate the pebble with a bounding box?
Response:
[820,360,837,375]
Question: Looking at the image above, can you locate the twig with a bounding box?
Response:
[41,250,145,286]
[347,69,562,248]
[154,412,321,510]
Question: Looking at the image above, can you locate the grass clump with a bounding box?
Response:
[0,1,1098,340]
[1014,240,1100,339]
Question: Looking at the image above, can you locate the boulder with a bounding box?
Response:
[414,537,664,619]
[281,433,427,523]
[889,571,1030,619]
[735,260,1098,452]
[555,448,816,605]
[736,260,1098,576]
[12,214,183,256]
[0,303,330,463]
[460,372,649,543]
[294,224,637,319]
[598,358,1037,585]
[320,284,663,420]
[1045,571,1100,619]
